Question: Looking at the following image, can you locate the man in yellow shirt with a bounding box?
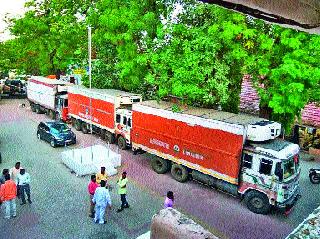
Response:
[117,171,129,212]
[96,167,107,185]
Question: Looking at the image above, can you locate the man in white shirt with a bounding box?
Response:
[16,169,31,205]
[92,180,112,224]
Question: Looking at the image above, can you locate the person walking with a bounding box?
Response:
[88,174,99,218]
[164,191,174,208]
[16,169,32,205]
[117,171,129,212]
[0,174,17,219]
[92,180,112,224]
[96,167,107,185]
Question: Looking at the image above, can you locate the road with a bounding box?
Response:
[0,99,319,239]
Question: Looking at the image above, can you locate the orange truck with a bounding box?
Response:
[127,101,301,214]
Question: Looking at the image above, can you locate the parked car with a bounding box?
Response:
[37,121,76,147]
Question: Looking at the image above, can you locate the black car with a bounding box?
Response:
[37,121,76,147]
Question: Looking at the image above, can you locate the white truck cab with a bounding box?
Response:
[239,122,300,214]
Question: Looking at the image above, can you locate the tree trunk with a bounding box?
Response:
[259,104,272,119]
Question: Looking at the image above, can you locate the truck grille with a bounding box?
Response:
[284,181,298,199]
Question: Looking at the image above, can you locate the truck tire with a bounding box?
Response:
[35,105,41,114]
[244,190,271,214]
[48,110,56,119]
[105,131,115,144]
[151,157,170,174]
[117,136,127,150]
[171,164,189,183]
[73,119,81,131]
[81,122,89,134]
[30,103,36,112]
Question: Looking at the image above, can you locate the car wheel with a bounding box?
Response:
[151,157,171,174]
[310,173,320,184]
[37,133,41,140]
[244,191,271,214]
[50,139,56,148]
[117,136,127,150]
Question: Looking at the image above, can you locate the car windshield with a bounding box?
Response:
[51,123,69,133]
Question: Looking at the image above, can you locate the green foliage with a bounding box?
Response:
[1,0,319,133]
[171,104,181,113]
[146,2,254,111]
[2,0,90,75]
[89,0,159,91]
[248,23,320,131]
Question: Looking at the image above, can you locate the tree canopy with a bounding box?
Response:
[0,0,319,131]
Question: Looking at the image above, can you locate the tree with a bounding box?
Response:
[6,0,90,75]
[87,0,160,92]
[146,2,254,111]
[246,20,320,131]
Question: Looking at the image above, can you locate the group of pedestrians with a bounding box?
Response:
[88,167,174,225]
[0,162,32,219]
[88,168,130,224]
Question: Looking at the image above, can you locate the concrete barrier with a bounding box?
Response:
[150,208,218,239]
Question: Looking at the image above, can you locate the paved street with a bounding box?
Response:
[0,99,320,239]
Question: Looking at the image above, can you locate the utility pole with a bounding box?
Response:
[88,26,93,134]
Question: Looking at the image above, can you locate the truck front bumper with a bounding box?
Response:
[276,186,301,212]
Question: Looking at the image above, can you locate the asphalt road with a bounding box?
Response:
[0,99,319,239]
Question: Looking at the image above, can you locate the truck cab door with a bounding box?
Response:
[241,153,276,191]
[115,112,131,143]
[56,97,68,121]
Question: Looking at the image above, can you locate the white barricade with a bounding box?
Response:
[61,144,121,176]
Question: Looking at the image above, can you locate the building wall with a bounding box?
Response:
[239,77,320,127]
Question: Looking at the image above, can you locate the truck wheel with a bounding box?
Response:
[171,164,189,183]
[74,119,81,131]
[151,157,170,174]
[105,132,115,144]
[81,123,89,134]
[309,173,320,184]
[30,103,36,112]
[48,110,56,119]
[244,191,271,214]
[35,105,41,114]
[117,136,127,150]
